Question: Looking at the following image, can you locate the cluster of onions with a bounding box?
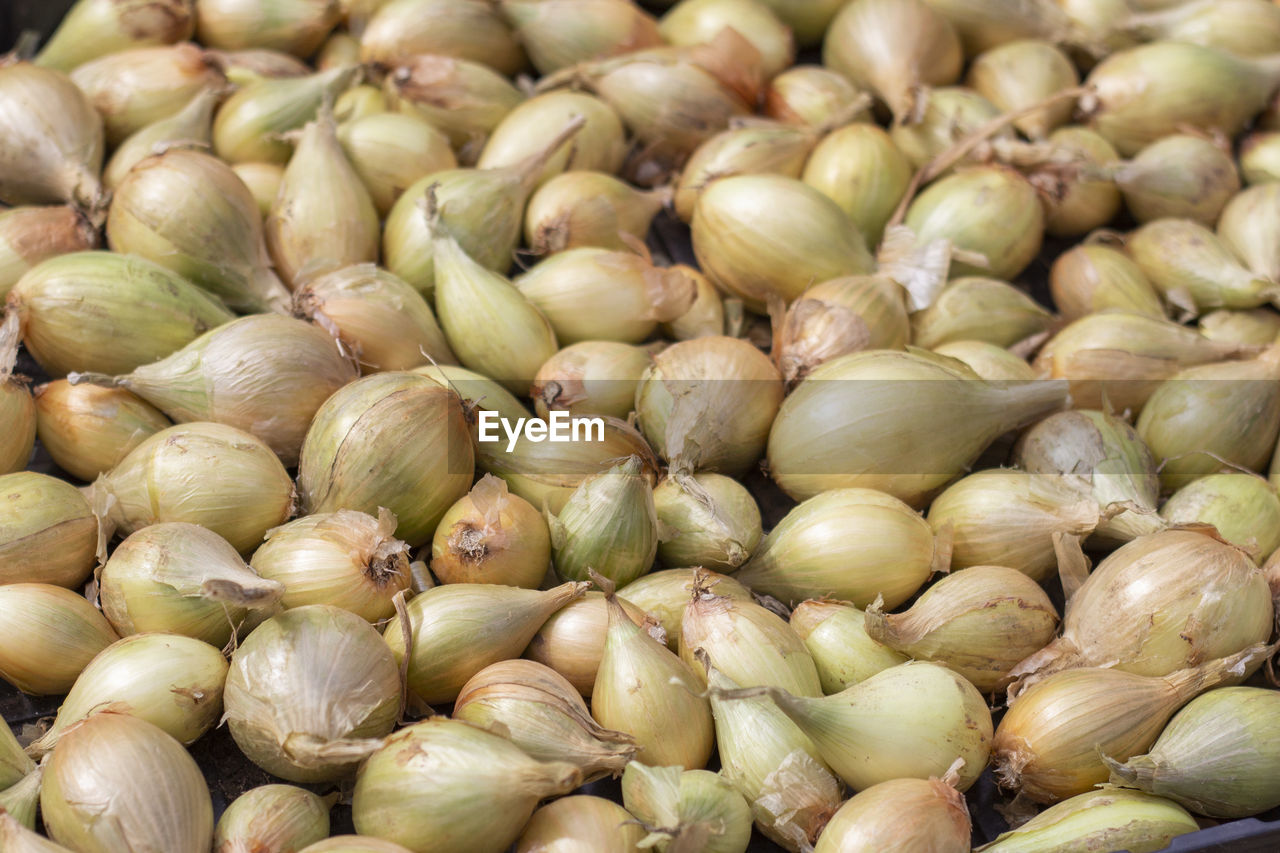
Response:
[11,0,1280,852]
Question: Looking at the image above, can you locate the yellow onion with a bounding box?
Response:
[34,382,169,483]
[1056,0,1138,58]
[1160,474,1280,563]
[0,63,104,209]
[774,275,910,383]
[11,251,234,379]
[932,341,1037,381]
[1048,243,1166,321]
[653,471,762,571]
[1201,308,1280,345]
[34,0,195,71]
[385,581,586,705]
[891,87,1009,171]
[866,565,1059,692]
[70,314,356,466]
[616,568,751,651]
[1114,135,1239,226]
[298,372,473,546]
[524,590,659,696]
[337,113,455,217]
[910,276,1053,349]
[476,414,658,515]
[29,633,228,755]
[99,521,282,645]
[214,785,331,853]
[1033,311,1251,412]
[383,56,523,162]
[681,583,823,696]
[1136,347,1280,490]
[1040,125,1124,238]
[737,488,944,608]
[1240,131,1280,184]
[0,316,31,476]
[360,0,523,74]
[333,84,385,122]
[1012,529,1273,683]
[1084,41,1280,156]
[923,0,1074,55]
[801,126,912,249]
[383,120,583,298]
[904,166,1044,280]
[1125,0,1280,57]
[752,0,841,47]
[0,206,96,298]
[231,161,283,217]
[968,40,1079,139]
[1,714,33,792]
[764,65,870,129]
[525,172,668,255]
[414,362,532,422]
[635,336,784,475]
[1107,686,1280,818]
[213,65,357,164]
[0,472,98,587]
[768,349,1068,506]
[353,718,581,853]
[0,583,118,695]
[294,264,454,374]
[196,0,340,56]
[477,91,627,188]
[1014,409,1164,545]
[703,662,843,852]
[266,110,378,288]
[41,713,212,853]
[789,600,908,693]
[211,48,311,84]
[675,123,819,223]
[927,469,1102,581]
[92,422,295,554]
[593,580,715,768]
[1218,182,1280,281]
[975,789,1199,852]
[532,340,651,420]
[299,837,414,853]
[549,456,658,587]
[224,605,400,782]
[516,796,646,853]
[103,86,221,190]
[995,644,1270,802]
[661,0,794,79]
[106,148,292,312]
[716,661,992,792]
[500,0,663,74]
[621,762,753,853]
[516,248,693,346]
[430,476,549,588]
[432,234,559,397]
[823,0,962,121]
[813,766,970,853]
[662,265,726,341]
[71,43,225,145]
[455,660,637,780]
[549,35,758,168]
[250,509,410,622]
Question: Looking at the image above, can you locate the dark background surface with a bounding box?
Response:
[3,0,1280,849]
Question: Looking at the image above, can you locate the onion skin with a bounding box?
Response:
[213,784,332,853]
[35,0,197,72]
[0,471,97,588]
[974,789,1198,852]
[813,774,970,853]
[515,795,648,853]
[0,583,119,695]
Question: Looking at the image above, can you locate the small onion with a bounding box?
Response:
[499,0,662,75]
[1239,130,1280,185]
[34,0,196,72]
[674,123,818,223]
[1160,473,1280,564]
[790,600,909,694]
[813,768,970,853]
[1048,243,1166,321]
[975,789,1198,852]
[0,584,118,695]
[477,91,626,189]
[213,65,357,164]
[616,568,751,652]
[430,475,551,589]
[523,171,669,255]
[1040,126,1124,238]
[1200,309,1280,346]
[922,0,1073,55]
[524,590,658,696]
[1115,135,1240,226]
[774,275,910,383]
[910,276,1053,349]
[0,206,97,296]
[103,85,221,190]
[361,0,524,75]
[516,796,647,853]
[33,382,170,484]
[800,125,912,249]
[0,472,98,588]
[213,785,332,853]
[1217,182,1280,281]
[660,0,795,79]
[967,39,1079,139]
[932,340,1037,381]
[764,65,870,128]
[196,0,341,57]
[621,762,753,853]
[383,56,522,161]
[532,340,652,421]
[889,87,1006,170]
[549,456,659,588]
[41,713,212,853]
[224,605,400,782]
[654,471,762,571]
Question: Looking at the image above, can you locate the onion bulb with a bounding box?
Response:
[1217,182,1280,282]
[0,583,118,695]
[621,762,753,853]
[773,275,910,383]
[616,568,751,652]
[524,171,668,255]
[524,590,660,696]
[674,122,818,223]
[549,456,659,588]
[213,65,357,164]
[910,276,1053,350]
[967,40,1079,140]
[41,713,212,853]
[764,65,870,129]
[1160,473,1280,564]
[213,785,332,853]
[0,64,104,208]
[224,605,400,782]
[35,0,196,72]
[790,600,909,694]
[361,0,524,74]
[654,471,762,572]
[103,85,220,190]
[800,126,912,249]
[975,789,1198,852]
[1048,243,1166,321]
[430,475,551,588]
[499,0,662,75]
[0,472,98,588]
[532,340,652,421]
[478,91,628,187]
[1115,135,1240,226]
[382,55,522,162]
[813,765,970,853]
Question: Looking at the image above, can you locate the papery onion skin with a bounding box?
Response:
[515,795,648,853]
[213,784,332,853]
[41,713,213,853]
[813,773,970,853]
[0,583,119,695]
[974,788,1199,853]
[0,471,98,588]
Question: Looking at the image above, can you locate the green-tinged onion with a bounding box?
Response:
[0,472,98,588]
[213,785,332,853]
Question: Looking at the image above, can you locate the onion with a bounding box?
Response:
[0,472,98,588]
[213,65,357,164]
[660,0,795,79]
[524,590,659,696]
[532,341,652,421]
[196,0,340,56]
[976,789,1198,852]
[801,125,912,249]
[764,65,870,129]
[1160,473,1280,564]
[968,40,1079,139]
[616,568,751,652]
[517,796,647,853]
[1115,135,1240,226]
[1040,126,1123,238]
[213,785,332,853]
[1048,243,1166,321]
[621,762,753,853]
[383,56,523,162]
[430,475,551,588]
[224,605,400,782]
[774,275,910,383]
[477,91,627,189]
[654,471,762,571]
[0,584,118,695]
[35,0,196,71]
[675,123,818,223]
[103,86,220,190]
[361,0,524,74]
[813,767,970,853]
[498,0,663,75]
[910,276,1053,349]
[790,600,908,694]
